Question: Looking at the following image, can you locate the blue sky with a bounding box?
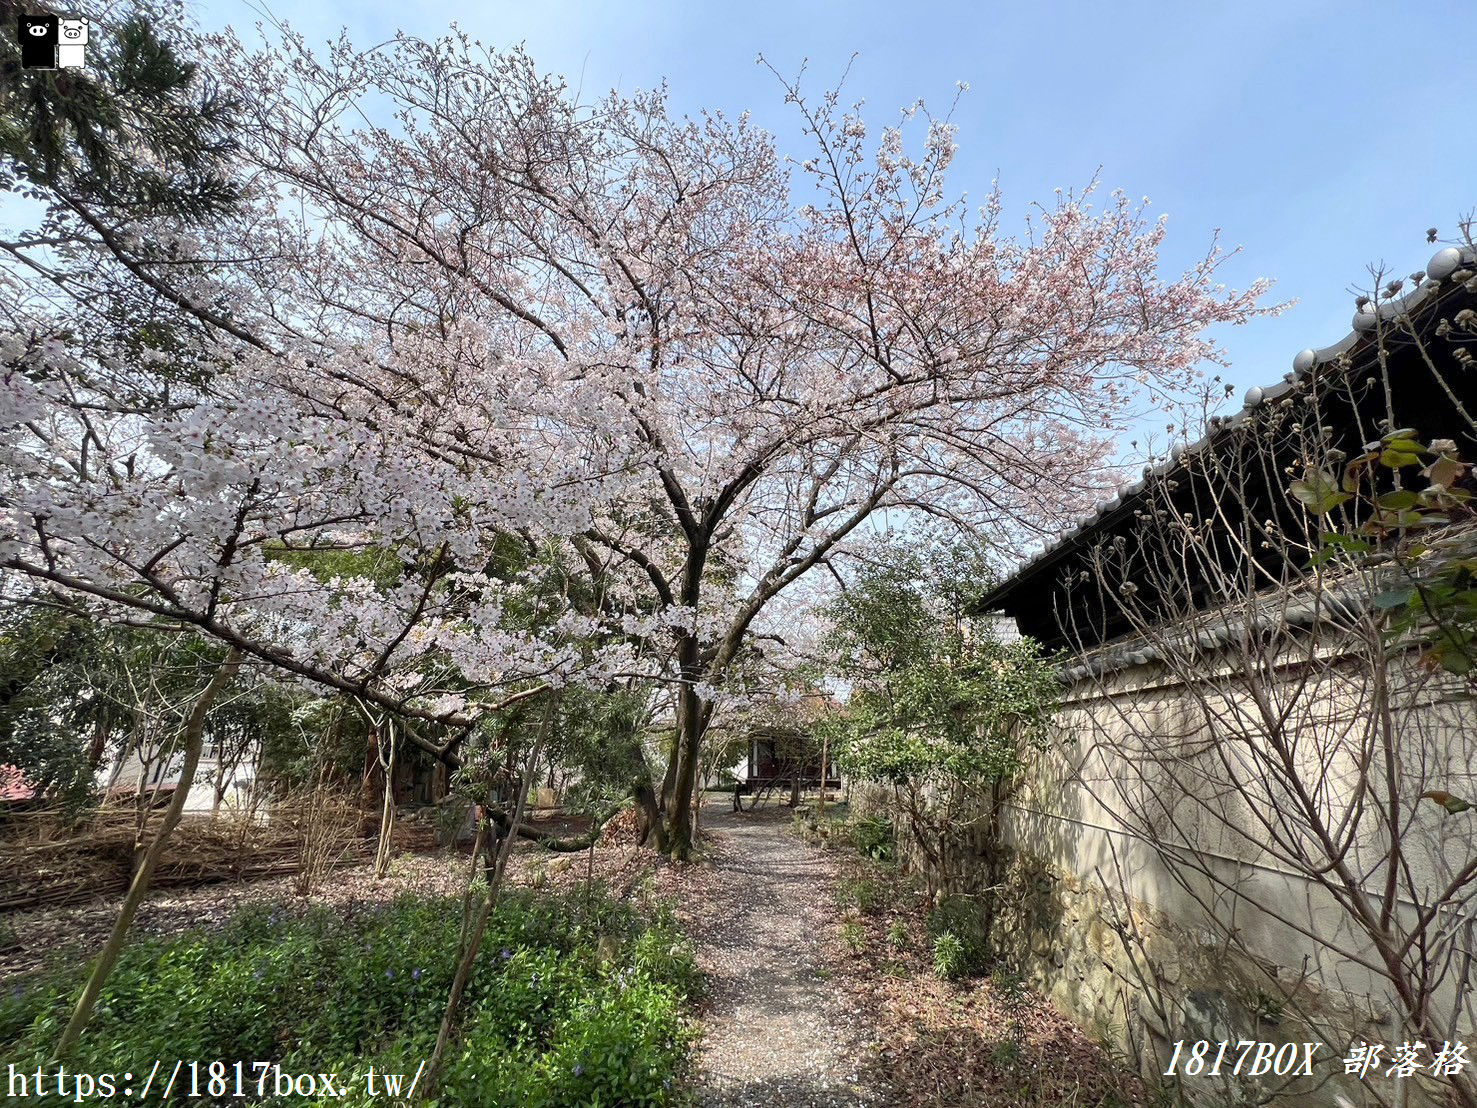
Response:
[196,0,1471,410]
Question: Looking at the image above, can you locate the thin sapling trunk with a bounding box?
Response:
[55,649,243,1058]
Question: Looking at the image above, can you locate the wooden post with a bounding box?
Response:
[817,731,829,818]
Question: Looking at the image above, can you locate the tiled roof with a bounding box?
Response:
[978,244,1477,609]
[0,763,37,803]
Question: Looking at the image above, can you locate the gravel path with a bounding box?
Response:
[683,802,879,1107]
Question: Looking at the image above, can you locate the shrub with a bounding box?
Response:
[834,876,885,915]
[850,816,895,862]
[991,967,1029,1011]
[886,920,909,948]
[792,809,850,849]
[434,795,474,847]
[627,908,704,1001]
[0,887,697,1105]
[989,1038,1022,1067]
[925,895,991,978]
[277,782,360,896]
[932,932,966,979]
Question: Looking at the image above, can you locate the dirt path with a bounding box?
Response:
[680,802,879,1107]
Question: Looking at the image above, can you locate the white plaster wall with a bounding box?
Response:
[1003,642,1477,1065]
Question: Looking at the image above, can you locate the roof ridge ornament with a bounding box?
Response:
[1428,247,1465,282]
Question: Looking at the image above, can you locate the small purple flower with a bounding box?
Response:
[385,968,395,979]
[573,1065,584,1078]
[412,968,422,981]
[500,948,512,961]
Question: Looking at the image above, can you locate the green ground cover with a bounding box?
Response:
[1,887,697,1106]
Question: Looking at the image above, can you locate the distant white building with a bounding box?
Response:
[97,738,258,814]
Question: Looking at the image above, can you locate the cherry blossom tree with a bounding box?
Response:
[1,18,633,762]
[6,19,1276,859]
[237,31,1274,853]
[3,8,645,1064]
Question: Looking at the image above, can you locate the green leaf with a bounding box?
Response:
[1381,428,1422,443]
[1438,649,1474,676]
[1377,490,1419,510]
[1374,588,1416,610]
[1373,509,1425,530]
[1290,470,1350,515]
[1380,450,1424,469]
[1318,532,1373,553]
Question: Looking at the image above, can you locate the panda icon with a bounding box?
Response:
[18,14,58,70]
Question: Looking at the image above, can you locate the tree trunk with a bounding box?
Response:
[980,776,1007,952]
[633,779,666,851]
[56,649,242,1058]
[457,819,488,952]
[87,717,108,769]
[658,730,680,813]
[663,685,703,860]
[425,813,503,1093]
[373,722,397,878]
[422,696,554,1096]
[660,533,715,848]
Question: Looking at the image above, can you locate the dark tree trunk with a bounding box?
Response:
[661,534,711,859]
[658,724,680,812]
[662,655,705,860]
[87,717,108,769]
[633,779,666,851]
